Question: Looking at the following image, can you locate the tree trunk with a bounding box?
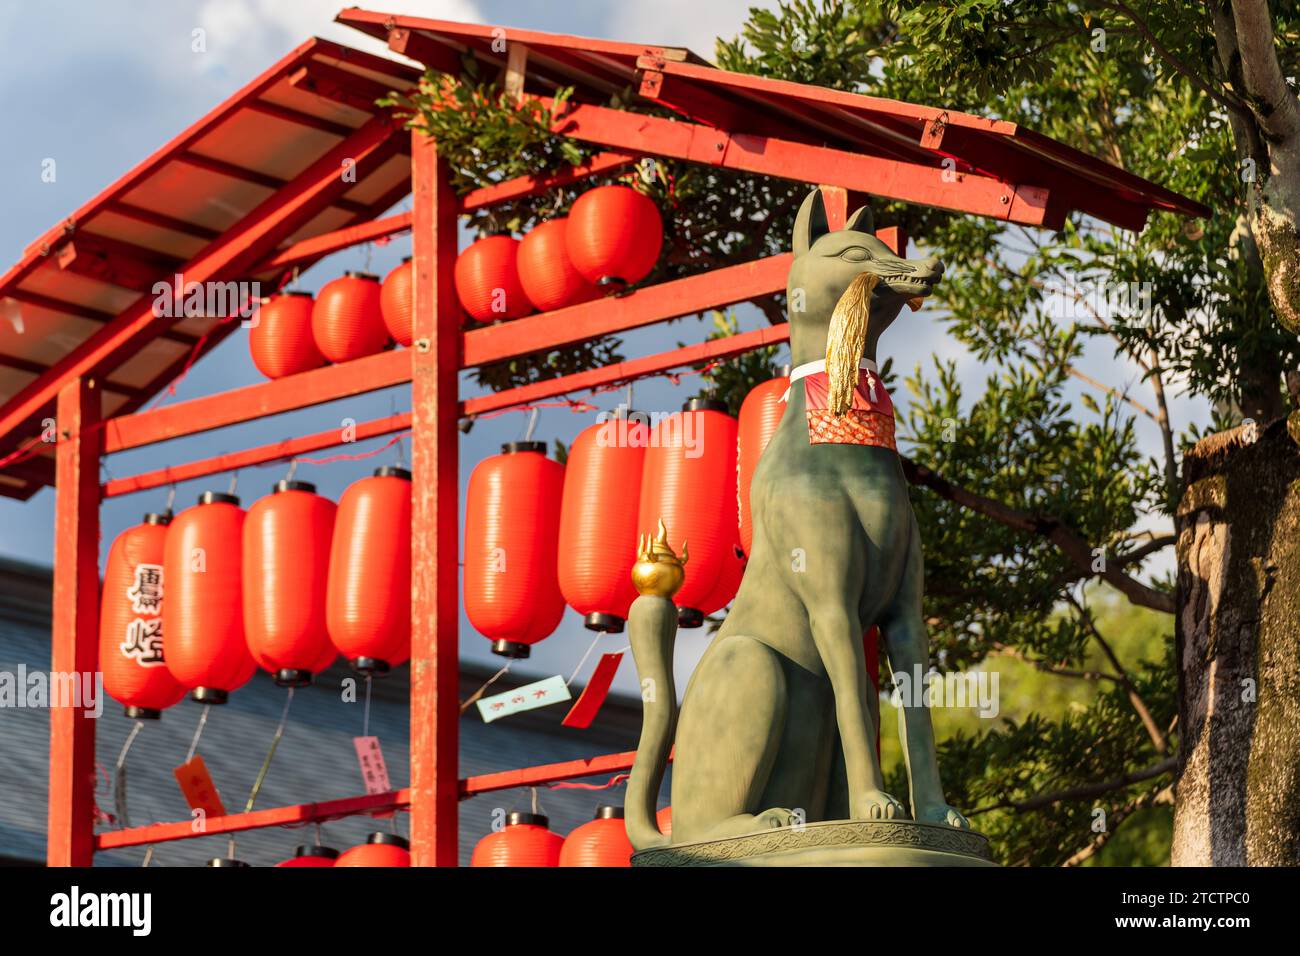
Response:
[1172,415,1300,865]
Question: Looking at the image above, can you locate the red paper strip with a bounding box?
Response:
[173,755,226,820]
[562,652,624,729]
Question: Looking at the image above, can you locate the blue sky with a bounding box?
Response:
[0,0,1206,694]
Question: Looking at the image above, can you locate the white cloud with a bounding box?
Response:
[191,0,484,79]
[605,0,778,63]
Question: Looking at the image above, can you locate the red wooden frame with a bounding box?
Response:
[31,17,1205,868]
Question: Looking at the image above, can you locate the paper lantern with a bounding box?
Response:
[559,806,634,867]
[471,812,563,867]
[243,481,337,687]
[516,218,601,312]
[163,493,257,703]
[657,806,672,836]
[311,272,387,362]
[464,442,566,658]
[274,846,339,867]
[454,235,533,322]
[335,833,410,867]
[380,257,413,347]
[737,374,789,556]
[557,413,647,632]
[637,400,741,627]
[248,292,325,380]
[327,467,412,675]
[99,513,186,719]
[566,185,663,288]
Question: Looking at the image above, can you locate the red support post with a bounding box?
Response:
[409,129,461,866]
[47,377,101,866]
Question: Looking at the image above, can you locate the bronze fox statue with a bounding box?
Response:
[626,188,968,850]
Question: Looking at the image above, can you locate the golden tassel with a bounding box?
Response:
[824,272,878,416]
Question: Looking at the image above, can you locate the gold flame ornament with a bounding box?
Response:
[824,272,878,417]
[631,518,688,598]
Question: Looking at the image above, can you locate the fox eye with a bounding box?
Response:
[838,247,870,262]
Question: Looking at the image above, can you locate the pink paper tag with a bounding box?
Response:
[353,736,392,796]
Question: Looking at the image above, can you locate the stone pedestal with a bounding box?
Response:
[631,819,997,867]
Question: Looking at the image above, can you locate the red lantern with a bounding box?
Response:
[243,481,337,687]
[248,292,325,380]
[566,185,663,288]
[380,257,413,347]
[327,467,412,675]
[464,442,566,658]
[99,513,186,719]
[637,400,741,627]
[311,272,388,362]
[737,374,790,556]
[657,806,672,836]
[454,235,533,322]
[163,493,257,703]
[274,845,339,867]
[335,833,410,867]
[559,806,634,867]
[471,812,563,867]
[516,218,601,312]
[557,413,647,632]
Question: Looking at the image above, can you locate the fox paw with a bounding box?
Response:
[917,802,969,829]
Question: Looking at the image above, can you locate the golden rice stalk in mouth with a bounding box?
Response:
[825,272,878,416]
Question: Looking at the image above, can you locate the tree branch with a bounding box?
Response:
[1230,0,1300,141]
[899,455,1176,614]
[1097,1,1251,119]
[1068,593,1169,755]
[1061,784,1174,867]
[970,756,1177,815]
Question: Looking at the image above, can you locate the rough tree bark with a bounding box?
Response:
[1172,416,1300,865]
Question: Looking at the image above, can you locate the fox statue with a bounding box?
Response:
[625,188,968,851]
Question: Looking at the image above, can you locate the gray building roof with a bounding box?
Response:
[0,557,667,866]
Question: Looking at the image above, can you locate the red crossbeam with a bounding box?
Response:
[94,789,413,851]
[92,750,648,851]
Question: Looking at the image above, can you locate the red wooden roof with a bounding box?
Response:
[0,14,1207,500]
[0,37,419,499]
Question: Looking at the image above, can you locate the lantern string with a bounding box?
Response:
[243,686,295,816]
[459,662,512,715]
[164,483,177,514]
[226,471,239,496]
[566,633,603,687]
[291,431,409,467]
[113,722,144,830]
[531,786,539,816]
[362,674,373,739]
[523,406,540,442]
[284,456,299,483]
[185,705,211,763]
[549,773,630,791]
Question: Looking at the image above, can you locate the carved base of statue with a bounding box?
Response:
[631,819,997,867]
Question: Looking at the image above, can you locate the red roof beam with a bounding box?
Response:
[0,115,397,445]
[3,288,199,348]
[538,96,1052,227]
[54,234,185,295]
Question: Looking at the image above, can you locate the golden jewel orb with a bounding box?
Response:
[631,518,688,598]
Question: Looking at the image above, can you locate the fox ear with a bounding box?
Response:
[792,188,831,257]
[844,204,875,234]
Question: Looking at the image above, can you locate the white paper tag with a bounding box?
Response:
[476,675,570,723]
[353,735,392,795]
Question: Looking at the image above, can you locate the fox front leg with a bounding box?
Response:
[807,604,906,822]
